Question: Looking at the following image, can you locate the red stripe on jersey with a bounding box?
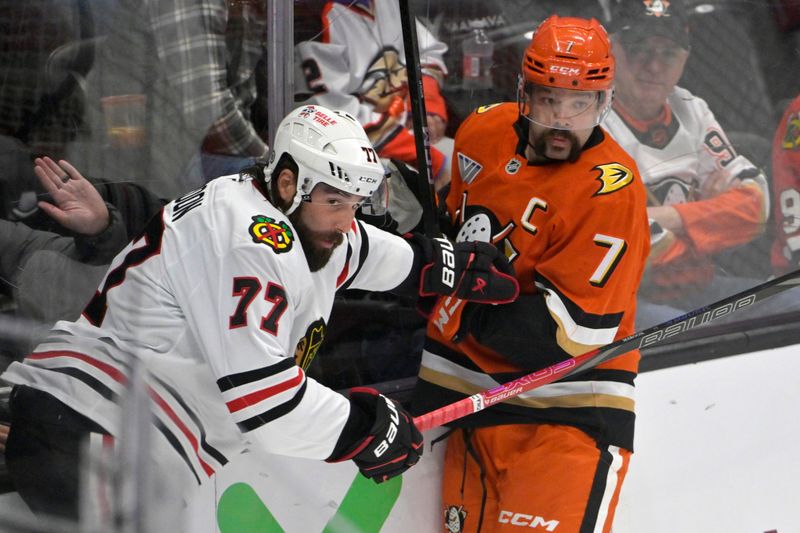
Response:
[148,387,215,477]
[225,367,305,414]
[336,222,357,288]
[28,351,127,384]
[337,261,350,288]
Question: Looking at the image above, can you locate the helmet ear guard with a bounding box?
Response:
[265,105,387,214]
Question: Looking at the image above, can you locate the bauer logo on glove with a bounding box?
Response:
[415,235,520,304]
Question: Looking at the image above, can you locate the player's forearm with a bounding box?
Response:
[674,185,766,254]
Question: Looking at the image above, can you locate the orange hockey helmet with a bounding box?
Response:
[518,15,615,130]
[521,15,614,91]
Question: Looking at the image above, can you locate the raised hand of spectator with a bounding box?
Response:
[34,157,109,236]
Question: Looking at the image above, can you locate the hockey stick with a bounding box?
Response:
[413,268,800,432]
[398,0,440,237]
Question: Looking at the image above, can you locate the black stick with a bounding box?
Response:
[398,0,440,237]
[415,268,800,431]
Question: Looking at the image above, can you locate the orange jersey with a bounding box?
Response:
[413,103,649,449]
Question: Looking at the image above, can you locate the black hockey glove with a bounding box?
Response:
[327,388,423,483]
[414,234,519,304]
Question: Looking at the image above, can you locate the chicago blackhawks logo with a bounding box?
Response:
[781,111,800,151]
[294,319,326,370]
[249,215,294,253]
[593,163,634,196]
[444,505,467,533]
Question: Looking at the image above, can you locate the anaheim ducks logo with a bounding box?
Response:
[249,215,294,253]
[294,319,326,370]
[781,111,800,150]
[593,163,634,196]
[476,103,502,114]
[444,505,467,533]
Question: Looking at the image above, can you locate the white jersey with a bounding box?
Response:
[295,0,447,136]
[603,86,768,211]
[2,173,415,488]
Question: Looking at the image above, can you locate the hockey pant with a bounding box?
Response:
[441,424,631,533]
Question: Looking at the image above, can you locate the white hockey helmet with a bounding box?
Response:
[265,104,387,215]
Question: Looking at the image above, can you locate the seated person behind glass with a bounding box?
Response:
[602,0,770,327]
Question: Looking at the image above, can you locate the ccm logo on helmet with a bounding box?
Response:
[374,396,400,457]
[498,510,560,530]
[435,237,456,288]
[549,65,580,76]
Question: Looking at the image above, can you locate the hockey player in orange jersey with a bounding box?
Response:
[410,15,650,533]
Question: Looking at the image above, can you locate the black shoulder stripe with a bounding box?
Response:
[535,273,624,329]
[217,357,296,392]
[237,379,308,432]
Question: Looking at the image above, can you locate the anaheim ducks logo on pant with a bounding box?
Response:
[294,318,325,370]
[444,505,467,533]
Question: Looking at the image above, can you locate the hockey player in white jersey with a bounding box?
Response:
[1,104,519,521]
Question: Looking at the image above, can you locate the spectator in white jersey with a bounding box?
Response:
[602,0,772,327]
[0,105,519,521]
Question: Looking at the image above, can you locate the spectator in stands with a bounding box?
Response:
[603,0,772,327]
[88,0,269,198]
[770,94,800,275]
[295,0,451,189]
[0,157,129,363]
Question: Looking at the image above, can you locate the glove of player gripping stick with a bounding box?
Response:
[418,236,519,304]
[328,388,423,483]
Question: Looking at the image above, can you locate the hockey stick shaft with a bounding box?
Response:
[413,268,800,432]
[398,0,440,237]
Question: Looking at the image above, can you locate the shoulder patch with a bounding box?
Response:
[249,215,294,253]
[593,163,634,196]
[295,318,326,370]
[457,152,483,184]
[505,157,522,175]
[476,103,502,114]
